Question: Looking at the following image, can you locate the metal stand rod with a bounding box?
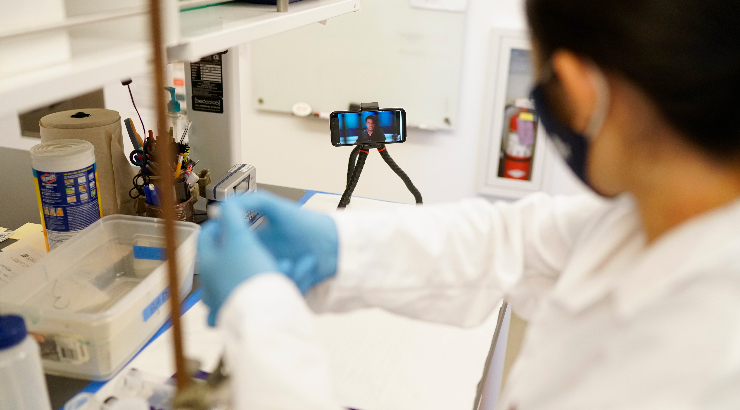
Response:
[277,0,289,12]
[148,0,190,392]
[472,301,509,410]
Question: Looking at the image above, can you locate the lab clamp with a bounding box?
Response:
[171,358,232,410]
[338,102,423,208]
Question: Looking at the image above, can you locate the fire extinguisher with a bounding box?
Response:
[502,100,537,180]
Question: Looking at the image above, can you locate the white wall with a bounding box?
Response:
[1,0,585,204]
[0,114,38,151]
[240,0,585,204]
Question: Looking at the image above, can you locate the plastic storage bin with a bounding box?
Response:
[0,215,199,380]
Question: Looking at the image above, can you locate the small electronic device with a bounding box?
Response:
[331,108,406,146]
[205,164,260,225]
[206,164,257,201]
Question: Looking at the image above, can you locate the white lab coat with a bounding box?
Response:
[219,193,740,410]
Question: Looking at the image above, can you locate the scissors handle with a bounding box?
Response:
[129,149,147,167]
[129,186,142,199]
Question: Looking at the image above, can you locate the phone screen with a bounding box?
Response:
[331,109,406,146]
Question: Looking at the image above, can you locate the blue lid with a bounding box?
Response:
[0,315,28,349]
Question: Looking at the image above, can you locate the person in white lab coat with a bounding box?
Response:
[196,0,740,408]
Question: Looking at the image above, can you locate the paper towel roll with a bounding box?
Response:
[40,109,136,216]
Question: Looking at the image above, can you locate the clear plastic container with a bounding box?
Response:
[0,215,199,380]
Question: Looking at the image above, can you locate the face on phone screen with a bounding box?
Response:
[331,109,406,146]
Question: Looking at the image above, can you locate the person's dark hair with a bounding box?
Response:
[365,115,378,126]
[526,0,740,158]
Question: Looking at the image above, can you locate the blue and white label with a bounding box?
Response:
[33,163,101,250]
[143,287,170,322]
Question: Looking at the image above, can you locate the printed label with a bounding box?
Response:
[38,335,89,364]
[33,164,102,250]
[143,287,170,322]
[190,52,225,113]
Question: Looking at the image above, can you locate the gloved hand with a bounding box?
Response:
[235,191,339,295]
[197,199,279,326]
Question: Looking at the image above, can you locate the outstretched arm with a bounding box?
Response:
[232,191,607,327]
[306,193,607,326]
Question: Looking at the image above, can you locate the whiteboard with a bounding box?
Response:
[250,0,466,130]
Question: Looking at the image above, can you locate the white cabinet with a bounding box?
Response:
[0,0,360,116]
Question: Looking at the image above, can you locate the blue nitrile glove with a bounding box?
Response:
[197,199,279,326]
[235,191,339,295]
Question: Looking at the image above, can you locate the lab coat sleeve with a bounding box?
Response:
[218,273,343,410]
[306,192,607,326]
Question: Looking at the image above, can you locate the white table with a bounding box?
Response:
[53,190,508,410]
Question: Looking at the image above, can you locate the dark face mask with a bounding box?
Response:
[529,64,610,192]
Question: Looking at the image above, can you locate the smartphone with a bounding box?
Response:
[330,108,406,146]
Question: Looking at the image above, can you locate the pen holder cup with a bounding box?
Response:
[144,198,195,222]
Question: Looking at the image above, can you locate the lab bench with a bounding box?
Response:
[39,183,305,409]
[1,147,508,409]
[0,147,305,409]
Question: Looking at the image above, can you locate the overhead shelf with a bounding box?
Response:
[168,0,361,62]
[0,37,149,115]
[0,0,360,115]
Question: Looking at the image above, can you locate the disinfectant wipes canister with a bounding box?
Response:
[30,139,102,251]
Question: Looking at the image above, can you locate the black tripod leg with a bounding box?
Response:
[378,146,423,204]
[346,145,361,189]
[338,150,369,209]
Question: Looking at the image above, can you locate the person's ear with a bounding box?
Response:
[551,50,601,133]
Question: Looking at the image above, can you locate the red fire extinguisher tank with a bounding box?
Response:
[502,108,537,180]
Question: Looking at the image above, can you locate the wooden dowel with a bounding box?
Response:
[148,0,190,392]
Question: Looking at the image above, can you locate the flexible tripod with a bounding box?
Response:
[337,103,422,208]
[338,143,423,208]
